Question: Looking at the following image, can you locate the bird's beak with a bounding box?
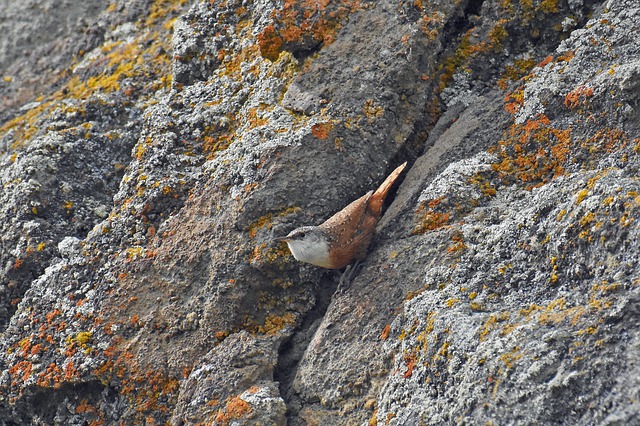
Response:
[274,236,290,243]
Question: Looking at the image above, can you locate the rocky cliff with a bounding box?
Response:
[0,0,638,424]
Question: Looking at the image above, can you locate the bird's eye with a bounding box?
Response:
[298,232,305,238]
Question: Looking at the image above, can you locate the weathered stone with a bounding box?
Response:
[1,0,639,424]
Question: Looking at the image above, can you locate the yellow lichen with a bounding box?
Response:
[74,331,93,347]
[575,189,589,204]
[363,99,384,121]
[470,302,485,311]
[556,209,567,221]
[446,298,460,307]
[248,207,301,239]
[488,21,509,51]
[479,311,511,340]
[499,347,523,369]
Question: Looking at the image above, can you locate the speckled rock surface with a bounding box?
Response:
[372,1,640,424]
[1,0,638,424]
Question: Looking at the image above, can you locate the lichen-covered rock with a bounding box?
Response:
[372,1,640,424]
[0,4,95,114]
[1,0,638,424]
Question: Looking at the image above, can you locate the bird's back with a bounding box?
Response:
[319,161,407,268]
[320,190,376,268]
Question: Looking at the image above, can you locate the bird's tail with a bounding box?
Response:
[369,161,407,216]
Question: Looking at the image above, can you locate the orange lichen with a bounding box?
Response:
[257,25,284,61]
[214,395,252,425]
[503,87,525,115]
[478,311,511,340]
[145,0,189,27]
[538,299,587,326]
[497,84,631,191]
[256,313,297,335]
[402,353,417,378]
[537,55,554,68]
[64,361,78,381]
[311,121,334,139]
[420,12,444,40]
[468,173,497,197]
[201,114,237,158]
[581,128,628,154]
[93,342,182,420]
[435,31,485,93]
[214,330,230,344]
[246,107,271,129]
[491,114,571,189]
[258,0,360,62]
[499,347,523,369]
[414,196,451,234]
[250,242,292,268]
[447,232,468,253]
[557,51,575,63]
[380,324,391,340]
[130,315,141,326]
[36,363,64,387]
[564,85,594,109]
[415,211,450,234]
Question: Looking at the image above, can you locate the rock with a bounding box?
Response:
[1,0,639,424]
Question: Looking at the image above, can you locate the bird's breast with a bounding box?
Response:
[285,239,334,269]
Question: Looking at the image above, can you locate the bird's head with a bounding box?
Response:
[275,226,333,268]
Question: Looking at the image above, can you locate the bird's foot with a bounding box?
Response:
[336,261,362,293]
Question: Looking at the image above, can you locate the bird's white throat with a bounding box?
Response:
[285,238,332,268]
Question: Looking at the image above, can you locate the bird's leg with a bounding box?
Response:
[336,260,362,293]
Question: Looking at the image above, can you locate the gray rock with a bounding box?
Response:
[1,0,639,424]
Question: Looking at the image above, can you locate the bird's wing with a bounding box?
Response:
[319,191,375,268]
[320,190,373,243]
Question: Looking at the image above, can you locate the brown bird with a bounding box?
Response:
[276,162,407,269]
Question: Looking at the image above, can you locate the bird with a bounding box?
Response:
[275,162,407,270]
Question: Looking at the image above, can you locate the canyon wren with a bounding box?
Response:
[276,162,407,269]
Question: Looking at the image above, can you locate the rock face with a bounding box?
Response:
[0,0,638,424]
